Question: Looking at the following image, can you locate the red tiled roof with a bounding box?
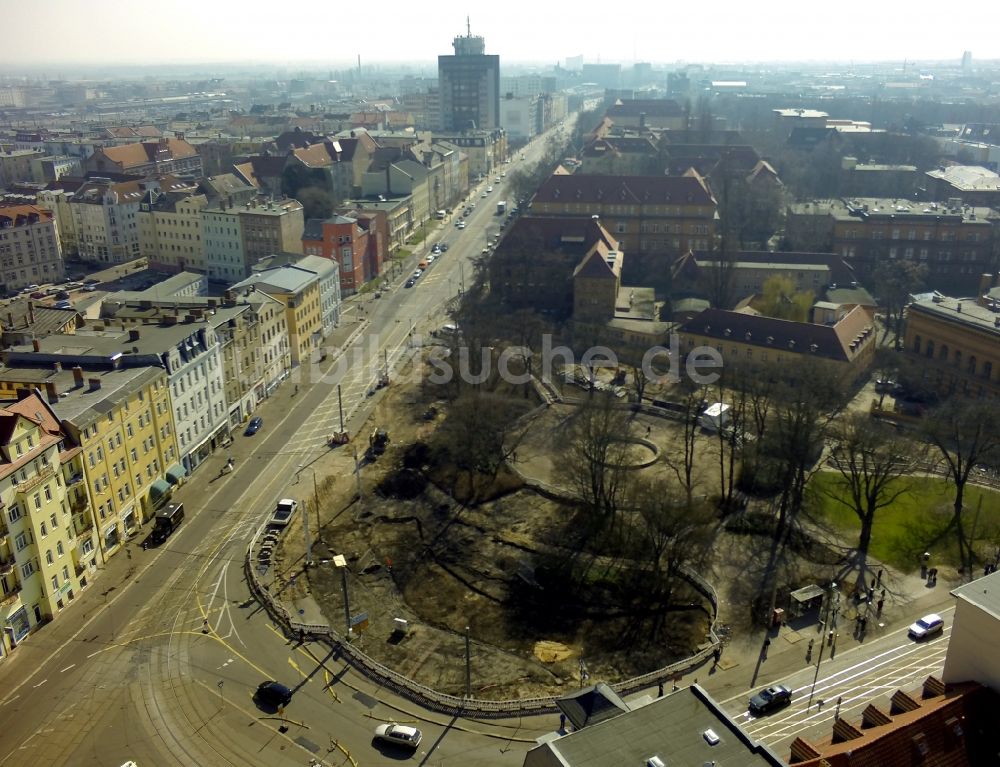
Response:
[99,138,197,169]
[0,204,52,225]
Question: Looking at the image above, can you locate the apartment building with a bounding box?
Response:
[84,137,203,179]
[35,188,78,257]
[233,265,323,366]
[785,198,1000,294]
[302,214,369,294]
[7,319,226,475]
[0,392,92,658]
[239,198,305,267]
[70,177,145,264]
[531,173,718,257]
[138,190,208,273]
[0,205,65,292]
[0,149,43,189]
[903,294,1000,400]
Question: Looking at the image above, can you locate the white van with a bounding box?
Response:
[434,210,446,220]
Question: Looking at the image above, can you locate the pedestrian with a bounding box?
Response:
[877,598,884,617]
[876,569,883,587]
[559,713,567,731]
[658,682,664,698]
[713,647,722,667]
[836,696,843,718]
[867,586,875,604]
[817,699,824,711]
[828,629,834,646]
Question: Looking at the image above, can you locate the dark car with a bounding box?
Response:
[256,680,293,707]
[749,684,792,715]
[439,243,449,252]
[404,277,416,288]
[244,416,263,436]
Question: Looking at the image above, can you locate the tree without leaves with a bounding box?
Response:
[628,478,715,638]
[661,383,706,508]
[872,260,927,347]
[557,394,634,547]
[821,414,925,588]
[921,399,1000,578]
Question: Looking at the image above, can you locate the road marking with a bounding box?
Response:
[59,664,75,673]
[85,650,102,658]
[1,695,19,707]
[32,680,47,688]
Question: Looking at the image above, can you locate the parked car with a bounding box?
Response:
[373,723,422,750]
[244,416,263,436]
[439,243,449,252]
[748,684,792,715]
[404,278,416,288]
[255,680,293,707]
[30,291,46,299]
[457,221,466,230]
[908,613,944,640]
[53,300,73,309]
[270,498,298,527]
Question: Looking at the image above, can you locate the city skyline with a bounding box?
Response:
[3,0,999,69]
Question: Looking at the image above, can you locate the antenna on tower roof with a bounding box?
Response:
[466,15,471,36]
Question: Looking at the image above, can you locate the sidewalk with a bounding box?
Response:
[657,564,960,705]
[0,519,156,692]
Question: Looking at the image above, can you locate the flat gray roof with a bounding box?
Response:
[952,570,1000,621]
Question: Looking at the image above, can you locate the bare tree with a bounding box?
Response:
[821,414,924,587]
[872,260,927,347]
[629,478,715,636]
[557,394,633,544]
[662,384,706,508]
[921,399,1000,578]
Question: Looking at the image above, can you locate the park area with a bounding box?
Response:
[267,346,1000,701]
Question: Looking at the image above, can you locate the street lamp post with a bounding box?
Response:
[808,581,839,708]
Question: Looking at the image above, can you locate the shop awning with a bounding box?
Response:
[165,464,187,485]
[150,478,172,499]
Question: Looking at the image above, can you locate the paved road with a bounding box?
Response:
[0,128,567,767]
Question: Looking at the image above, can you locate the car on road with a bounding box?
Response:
[456,221,466,229]
[439,243,449,252]
[908,613,944,640]
[481,191,488,198]
[30,291,46,299]
[431,244,441,253]
[748,684,792,715]
[413,269,423,279]
[373,723,422,750]
[486,185,493,192]
[404,277,416,288]
[83,278,100,284]
[54,300,73,309]
[244,416,263,436]
[256,680,293,707]
[270,498,298,527]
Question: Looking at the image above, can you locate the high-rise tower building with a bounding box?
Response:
[438,19,500,131]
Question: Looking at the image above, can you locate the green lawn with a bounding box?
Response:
[808,472,1000,572]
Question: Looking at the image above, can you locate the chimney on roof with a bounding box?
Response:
[44,381,59,404]
[128,328,140,342]
[53,361,62,372]
[32,339,40,352]
[72,366,84,387]
[88,377,101,391]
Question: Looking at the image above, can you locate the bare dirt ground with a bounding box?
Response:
[273,352,716,700]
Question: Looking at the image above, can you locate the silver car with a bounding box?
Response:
[373,723,422,749]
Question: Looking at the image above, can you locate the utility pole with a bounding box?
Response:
[302,499,313,567]
[337,384,345,434]
[465,626,472,698]
[312,471,320,537]
[353,445,363,500]
[334,555,351,637]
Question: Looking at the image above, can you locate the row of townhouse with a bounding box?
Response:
[0,247,351,655]
[0,204,65,293]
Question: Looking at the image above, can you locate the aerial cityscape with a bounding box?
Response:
[1,9,1000,766]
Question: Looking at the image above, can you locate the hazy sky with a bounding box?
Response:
[4,0,999,68]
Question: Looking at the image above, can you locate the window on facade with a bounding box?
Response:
[45,550,53,565]
[21,562,34,579]
[15,532,29,551]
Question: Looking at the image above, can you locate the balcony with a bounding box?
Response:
[12,465,55,496]
[0,584,22,609]
[70,495,89,515]
[0,557,13,575]
[65,471,84,487]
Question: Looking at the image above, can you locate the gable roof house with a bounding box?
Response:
[84,138,202,179]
